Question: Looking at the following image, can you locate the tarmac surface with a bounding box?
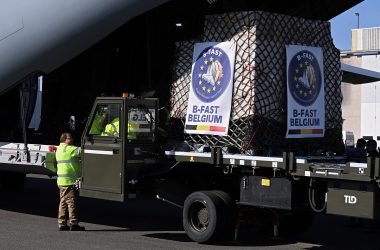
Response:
[0,175,380,250]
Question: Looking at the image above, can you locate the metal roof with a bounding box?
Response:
[342,63,380,84]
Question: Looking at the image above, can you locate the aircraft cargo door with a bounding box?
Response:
[80,100,125,201]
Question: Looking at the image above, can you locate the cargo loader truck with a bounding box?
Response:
[81,96,380,243]
[2,94,380,243]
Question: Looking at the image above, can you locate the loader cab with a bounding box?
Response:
[80,97,159,201]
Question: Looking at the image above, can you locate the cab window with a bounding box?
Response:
[89,104,120,137]
[127,107,155,141]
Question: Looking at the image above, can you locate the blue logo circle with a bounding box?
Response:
[192,46,231,103]
[288,50,322,106]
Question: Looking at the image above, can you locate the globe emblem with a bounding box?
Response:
[288,50,322,106]
[192,46,231,103]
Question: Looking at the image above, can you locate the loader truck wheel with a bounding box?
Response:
[183,191,228,243]
[0,172,26,192]
[212,190,236,239]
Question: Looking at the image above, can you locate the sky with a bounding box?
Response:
[330,0,380,51]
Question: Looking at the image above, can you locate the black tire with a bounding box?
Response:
[183,191,226,243]
[211,190,236,239]
[211,190,234,211]
[0,172,26,192]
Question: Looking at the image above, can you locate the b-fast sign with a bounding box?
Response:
[286,45,325,138]
[185,42,236,136]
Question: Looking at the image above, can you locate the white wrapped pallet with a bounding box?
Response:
[170,11,343,154]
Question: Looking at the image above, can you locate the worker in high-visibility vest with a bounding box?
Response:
[101,117,119,137]
[89,109,106,135]
[101,116,137,139]
[56,132,85,231]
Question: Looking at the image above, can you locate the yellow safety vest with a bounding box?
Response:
[101,118,119,137]
[56,143,81,186]
[44,152,57,173]
[89,112,106,135]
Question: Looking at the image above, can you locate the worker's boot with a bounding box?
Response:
[70,224,85,231]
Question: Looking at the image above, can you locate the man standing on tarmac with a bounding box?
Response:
[56,132,85,231]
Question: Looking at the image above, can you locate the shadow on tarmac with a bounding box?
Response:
[1,176,380,249]
[0,176,182,231]
[143,231,303,247]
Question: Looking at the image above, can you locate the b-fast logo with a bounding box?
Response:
[344,195,357,204]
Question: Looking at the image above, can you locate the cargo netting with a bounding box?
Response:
[169,11,343,155]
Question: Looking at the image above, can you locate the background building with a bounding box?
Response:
[341,27,380,142]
